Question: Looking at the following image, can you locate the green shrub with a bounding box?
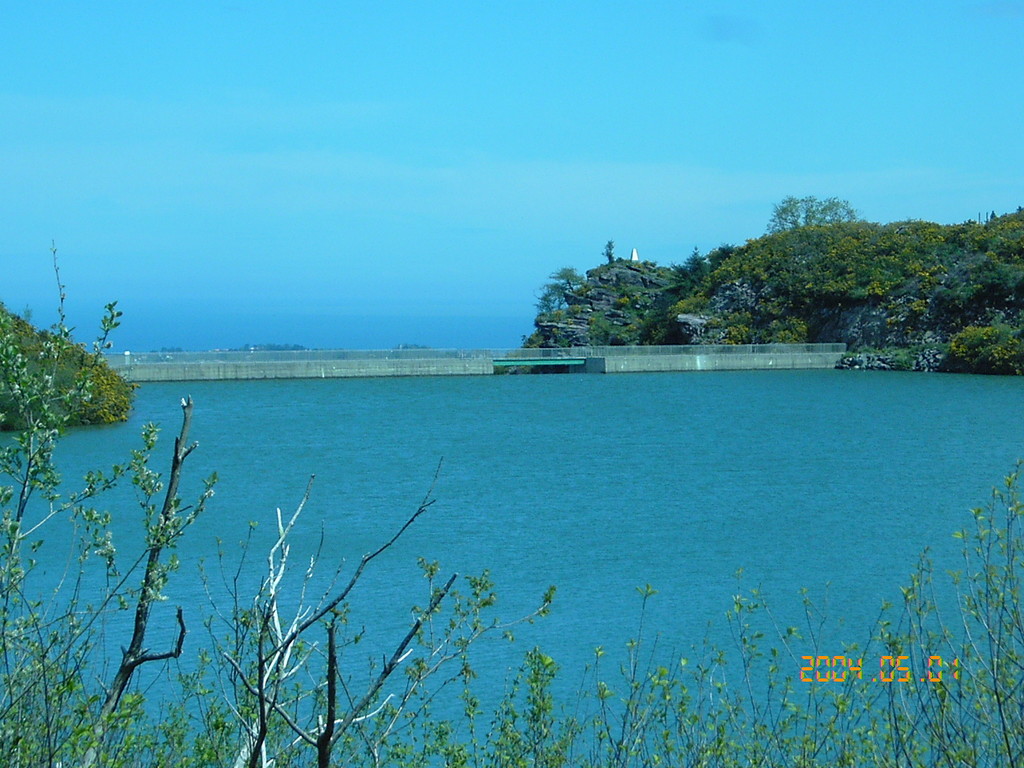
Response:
[942,324,1024,374]
[723,324,752,344]
[0,304,133,430]
[766,317,809,343]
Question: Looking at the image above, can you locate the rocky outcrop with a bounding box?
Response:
[532,315,591,348]
[530,260,673,347]
[835,349,943,371]
[707,280,762,315]
[834,353,897,371]
[913,347,943,372]
[588,261,671,292]
[675,314,710,344]
[814,304,893,349]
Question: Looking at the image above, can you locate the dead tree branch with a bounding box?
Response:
[82,397,212,768]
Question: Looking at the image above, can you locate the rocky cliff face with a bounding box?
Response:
[529,261,672,347]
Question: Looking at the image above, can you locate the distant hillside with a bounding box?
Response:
[0,304,134,429]
[526,207,1024,374]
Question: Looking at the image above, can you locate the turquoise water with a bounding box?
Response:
[49,369,1024,696]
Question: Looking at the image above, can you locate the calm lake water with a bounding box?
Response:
[49,368,1024,698]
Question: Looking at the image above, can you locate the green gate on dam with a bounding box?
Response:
[106,343,847,382]
[492,357,587,368]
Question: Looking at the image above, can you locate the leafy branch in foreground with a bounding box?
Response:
[363,468,1023,768]
[205,463,555,768]
[80,398,215,768]
[2,266,212,765]
[3,258,558,767]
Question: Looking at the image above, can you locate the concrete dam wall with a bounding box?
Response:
[107,344,847,382]
[592,345,847,374]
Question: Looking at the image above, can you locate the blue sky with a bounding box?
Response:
[2,1,1022,350]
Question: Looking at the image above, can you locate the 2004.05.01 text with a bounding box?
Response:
[799,655,960,683]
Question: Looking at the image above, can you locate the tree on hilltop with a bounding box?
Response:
[767,195,861,233]
[535,266,585,314]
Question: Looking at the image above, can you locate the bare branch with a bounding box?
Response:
[135,606,187,666]
[287,461,443,646]
[81,397,207,768]
[316,618,338,768]
[333,572,457,740]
